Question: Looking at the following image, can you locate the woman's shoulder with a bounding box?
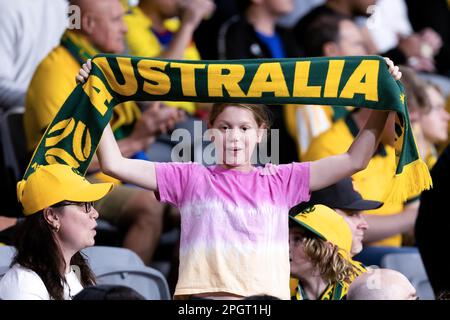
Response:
[0,264,49,300]
[2,264,40,280]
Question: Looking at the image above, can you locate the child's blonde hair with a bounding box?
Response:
[298,228,357,284]
[208,103,272,129]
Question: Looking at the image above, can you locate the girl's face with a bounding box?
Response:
[420,86,450,144]
[211,106,265,169]
[289,227,313,278]
[56,202,99,253]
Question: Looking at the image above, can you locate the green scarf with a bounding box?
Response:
[19,54,432,203]
[61,30,138,140]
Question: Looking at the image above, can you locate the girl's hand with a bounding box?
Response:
[76,59,92,84]
[384,57,402,81]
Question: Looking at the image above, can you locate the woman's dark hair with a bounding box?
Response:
[12,210,96,300]
[73,284,145,300]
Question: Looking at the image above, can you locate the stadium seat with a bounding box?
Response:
[0,246,171,300]
[380,252,435,300]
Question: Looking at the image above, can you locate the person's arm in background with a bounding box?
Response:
[0,7,26,108]
[77,61,185,172]
[158,0,215,59]
[363,200,419,243]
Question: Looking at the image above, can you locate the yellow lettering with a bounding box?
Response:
[45,118,76,147]
[246,63,289,97]
[82,75,113,116]
[45,148,80,168]
[293,61,322,98]
[73,121,91,162]
[208,64,246,97]
[340,60,379,101]
[95,57,138,96]
[171,62,206,96]
[138,60,171,96]
[324,60,345,98]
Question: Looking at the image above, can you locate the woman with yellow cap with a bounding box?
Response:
[0,164,113,300]
[289,205,358,300]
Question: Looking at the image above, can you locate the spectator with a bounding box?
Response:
[416,143,450,296]
[0,164,112,300]
[303,107,420,249]
[124,0,215,115]
[193,0,238,60]
[291,177,382,257]
[400,66,450,169]
[289,205,358,300]
[347,268,418,300]
[294,0,439,73]
[362,0,441,73]
[218,0,302,164]
[289,177,379,296]
[78,59,401,299]
[0,0,68,110]
[123,0,215,163]
[73,284,145,300]
[405,0,450,76]
[285,14,366,158]
[24,0,183,265]
[293,0,374,52]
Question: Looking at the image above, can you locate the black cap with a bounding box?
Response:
[290,177,383,215]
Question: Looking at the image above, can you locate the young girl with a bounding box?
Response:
[77,58,401,299]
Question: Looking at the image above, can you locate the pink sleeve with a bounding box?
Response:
[154,162,195,207]
[279,162,311,207]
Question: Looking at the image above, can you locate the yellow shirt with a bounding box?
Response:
[303,115,404,247]
[24,45,140,151]
[124,6,200,113]
[290,259,367,298]
[285,105,353,160]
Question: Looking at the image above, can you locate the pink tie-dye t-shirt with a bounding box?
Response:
[155,162,310,299]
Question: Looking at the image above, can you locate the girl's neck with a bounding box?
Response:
[218,163,255,173]
[298,273,329,300]
[246,6,278,36]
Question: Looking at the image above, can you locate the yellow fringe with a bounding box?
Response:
[383,159,433,204]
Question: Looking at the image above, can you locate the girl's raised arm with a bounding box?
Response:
[97,124,158,191]
[309,110,390,191]
[309,58,401,191]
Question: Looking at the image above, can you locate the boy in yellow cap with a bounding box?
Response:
[0,164,112,300]
[289,205,358,300]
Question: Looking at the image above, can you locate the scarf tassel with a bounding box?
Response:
[383,159,433,204]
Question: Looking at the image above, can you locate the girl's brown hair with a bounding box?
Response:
[208,103,272,129]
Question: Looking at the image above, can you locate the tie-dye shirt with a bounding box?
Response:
[155,162,311,299]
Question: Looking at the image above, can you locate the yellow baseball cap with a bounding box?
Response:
[17,164,114,216]
[289,204,352,258]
